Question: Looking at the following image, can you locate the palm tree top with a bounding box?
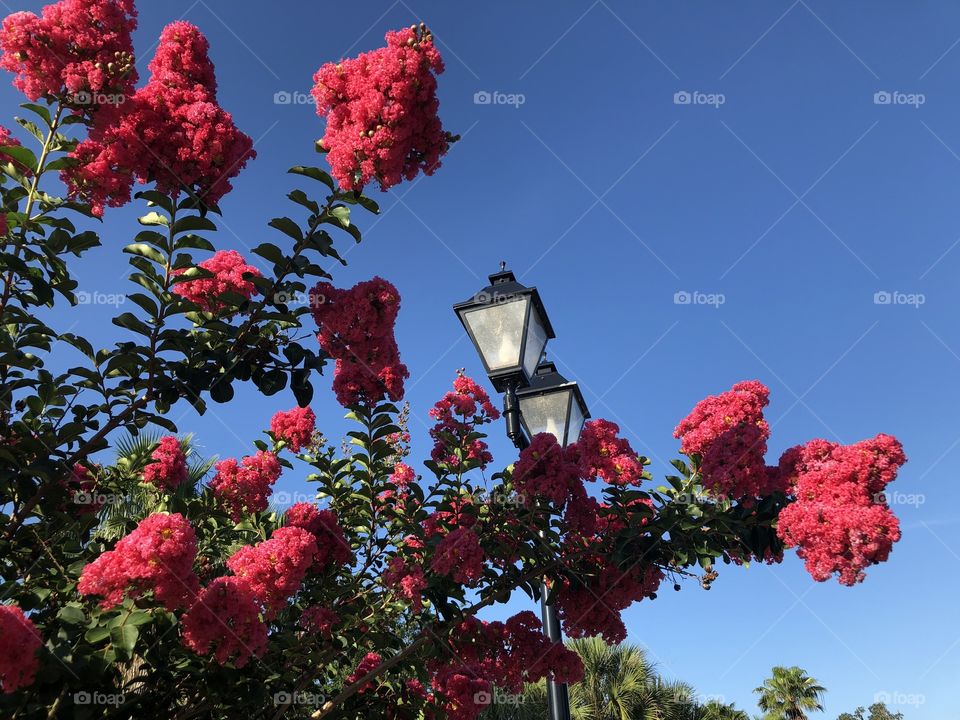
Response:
[754,666,826,720]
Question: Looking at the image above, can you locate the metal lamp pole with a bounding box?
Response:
[502,382,571,720]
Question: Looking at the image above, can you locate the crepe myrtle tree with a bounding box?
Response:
[0,2,908,720]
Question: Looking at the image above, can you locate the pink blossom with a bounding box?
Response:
[78,512,199,610]
[209,451,281,521]
[430,527,484,586]
[0,605,42,693]
[270,406,316,452]
[142,435,188,491]
[173,249,261,315]
[312,26,452,191]
[180,576,267,667]
[284,503,352,569]
[226,526,317,619]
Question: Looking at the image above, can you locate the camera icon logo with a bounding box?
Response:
[674,90,692,105]
[473,90,492,105]
[674,290,691,305]
[74,692,92,705]
[874,290,892,305]
[473,691,492,706]
[874,91,892,105]
[274,91,292,105]
[274,692,292,705]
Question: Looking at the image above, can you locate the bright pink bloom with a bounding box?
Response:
[430,527,484,586]
[226,526,317,619]
[180,576,267,667]
[429,372,499,471]
[346,652,382,693]
[390,462,415,487]
[776,434,906,585]
[300,606,339,637]
[0,605,41,694]
[575,419,645,486]
[0,0,137,103]
[284,503,352,569]
[173,249,261,314]
[78,512,199,610]
[209,450,281,521]
[673,380,772,498]
[142,435,188,491]
[383,557,426,612]
[513,432,582,506]
[310,277,408,406]
[63,21,254,216]
[312,26,452,191]
[270,406,316,452]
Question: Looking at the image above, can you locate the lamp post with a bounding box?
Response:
[454,264,588,720]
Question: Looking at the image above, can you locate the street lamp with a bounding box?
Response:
[454,264,587,720]
[517,361,590,448]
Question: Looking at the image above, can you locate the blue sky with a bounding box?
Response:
[4,1,959,717]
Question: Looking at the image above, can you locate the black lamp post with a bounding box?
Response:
[454,264,587,720]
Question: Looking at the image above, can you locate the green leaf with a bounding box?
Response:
[138,211,169,227]
[123,243,166,264]
[0,144,38,170]
[329,206,351,227]
[173,215,217,235]
[288,189,320,215]
[20,102,52,128]
[135,190,175,213]
[288,166,336,191]
[85,625,112,643]
[57,605,86,625]
[252,242,286,265]
[269,217,304,242]
[110,624,139,658]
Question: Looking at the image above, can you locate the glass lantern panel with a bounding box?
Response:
[461,297,530,372]
[521,307,549,380]
[519,390,571,445]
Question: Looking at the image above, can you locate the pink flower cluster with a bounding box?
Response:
[346,651,382,693]
[173,249,262,315]
[142,435,188,491]
[513,432,583,506]
[312,25,451,191]
[390,461,415,487]
[78,512,199,610]
[674,380,776,498]
[226,526,317,619]
[63,21,254,216]
[383,557,427,612]
[311,277,408,407]
[284,502,352,570]
[776,434,906,585]
[430,527,484,586]
[180,576,266,668]
[270,406,316,452]
[555,505,662,644]
[428,372,500,470]
[0,605,41,694]
[428,612,583,720]
[0,0,137,103]
[209,450,281,521]
[575,419,645,486]
[300,606,339,637]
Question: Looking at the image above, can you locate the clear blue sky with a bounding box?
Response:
[3,1,957,717]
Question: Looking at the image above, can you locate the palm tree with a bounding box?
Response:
[698,700,752,720]
[754,666,826,720]
[482,637,695,720]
